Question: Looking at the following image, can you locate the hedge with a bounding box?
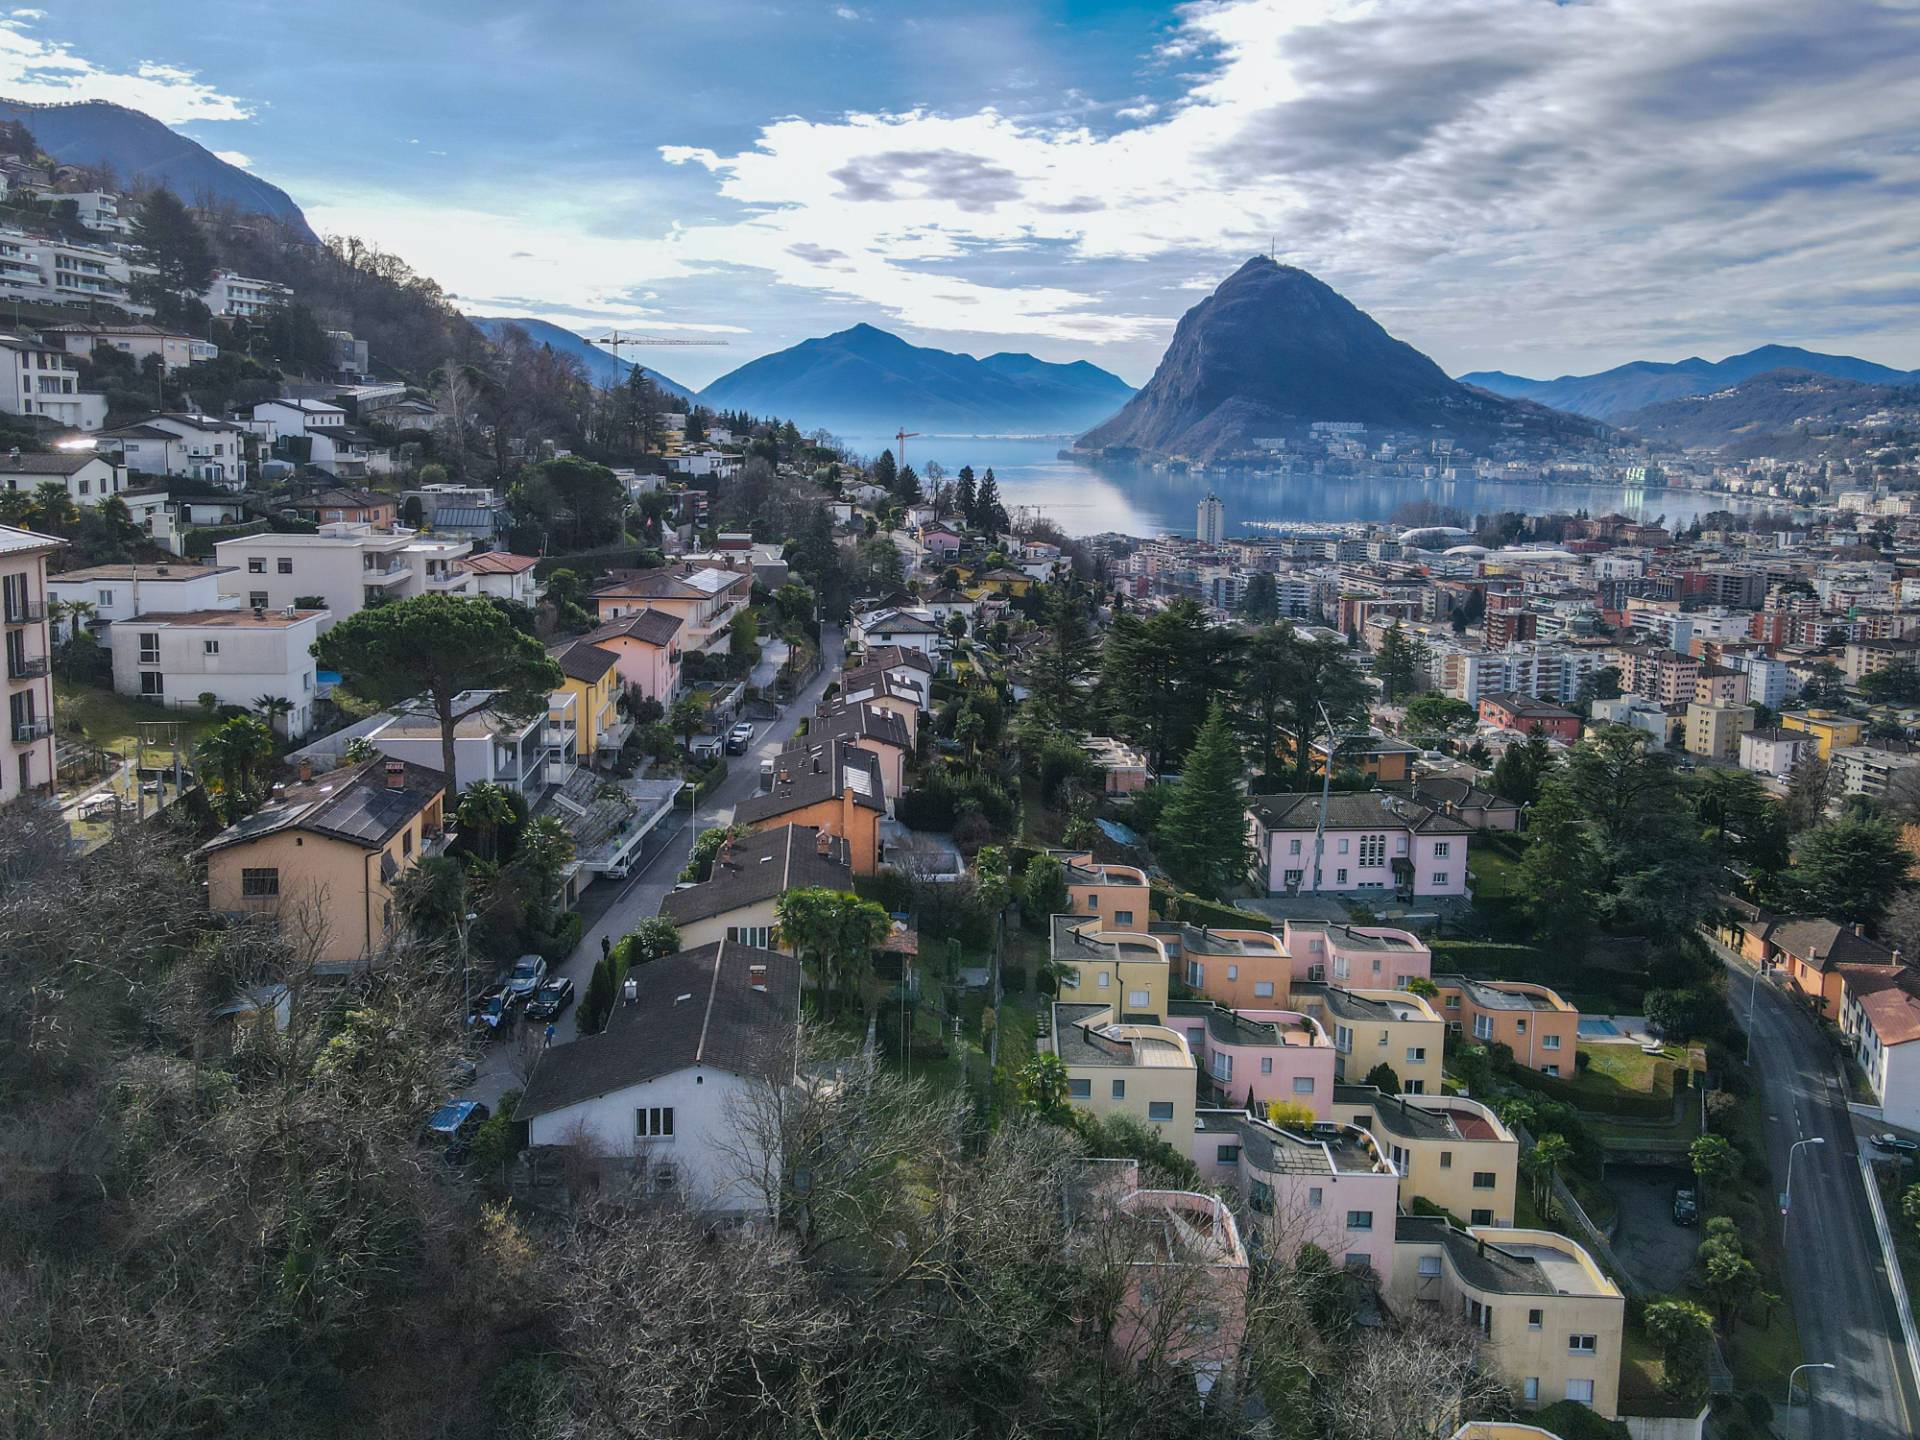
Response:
[675,756,729,807]
[1149,883,1275,932]
[182,517,270,558]
[1507,1055,1677,1120]
[534,543,665,581]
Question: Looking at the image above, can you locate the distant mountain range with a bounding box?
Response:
[1078,256,1594,460]
[469,316,693,399]
[1461,346,1920,421]
[1615,369,1920,457]
[695,323,1135,434]
[0,98,316,241]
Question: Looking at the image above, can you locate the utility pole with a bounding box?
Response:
[1305,701,1354,898]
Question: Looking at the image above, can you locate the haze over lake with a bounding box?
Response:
[842,436,1768,539]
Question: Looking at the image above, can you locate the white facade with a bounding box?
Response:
[215,523,472,627]
[0,228,148,316]
[204,271,292,319]
[524,1065,769,1214]
[53,324,216,373]
[1738,728,1807,780]
[1197,492,1225,545]
[106,413,248,485]
[0,334,108,432]
[1730,654,1799,710]
[294,691,549,796]
[48,563,234,634]
[1842,985,1920,1134]
[0,454,126,507]
[0,526,61,803]
[110,608,325,737]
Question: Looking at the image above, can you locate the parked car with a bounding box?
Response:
[505,953,548,999]
[1672,1186,1698,1226]
[526,976,575,1021]
[726,722,755,755]
[470,984,518,1034]
[423,1100,490,1161]
[1871,1133,1920,1155]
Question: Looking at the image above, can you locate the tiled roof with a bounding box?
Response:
[515,941,799,1119]
[0,453,104,476]
[1247,792,1471,835]
[547,639,620,684]
[461,551,539,575]
[1764,917,1896,969]
[734,739,885,824]
[200,758,442,855]
[582,608,684,648]
[1843,967,1920,1047]
[659,825,853,926]
[809,700,912,751]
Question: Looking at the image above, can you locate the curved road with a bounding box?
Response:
[1724,953,1917,1437]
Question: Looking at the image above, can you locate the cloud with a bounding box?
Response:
[835,5,861,18]
[213,149,253,168]
[0,18,251,124]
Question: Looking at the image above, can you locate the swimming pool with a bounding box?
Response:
[1578,1018,1621,1038]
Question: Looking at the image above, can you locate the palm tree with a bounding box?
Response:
[1526,1132,1573,1217]
[195,715,277,823]
[670,693,708,755]
[455,780,516,863]
[254,694,295,736]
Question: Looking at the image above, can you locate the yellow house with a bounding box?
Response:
[1052,999,1196,1145]
[200,757,448,970]
[548,639,625,764]
[657,824,853,950]
[1059,851,1151,929]
[1053,914,1170,1021]
[1338,1084,1518,1226]
[1293,983,1445,1095]
[1393,1219,1624,1417]
[962,565,1034,599]
[1779,708,1864,759]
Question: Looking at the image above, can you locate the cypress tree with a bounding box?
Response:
[1155,702,1251,899]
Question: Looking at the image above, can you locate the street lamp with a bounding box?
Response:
[1783,1136,1826,1215]
[1785,1361,1836,1407]
[1744,964,1761,1065]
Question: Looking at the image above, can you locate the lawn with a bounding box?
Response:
[1466,844,1526,900]
[54,681,213,766]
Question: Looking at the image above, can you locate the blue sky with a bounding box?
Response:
[5,1,1920,389]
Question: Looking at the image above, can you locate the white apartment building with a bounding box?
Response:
[1197,492,1225,545]
[103,413,249,486]
[48,562,235,636]
[1831,745,1920,799]
[1739,727,1808,780]
[0,452,126,507]
[0,524,62,802]
[214,523,471,627]
[0,228,148,316]
[203,271,292,319]
[50,323,217,374]
[294,690,550,797]
[111,607,324,737]
[62,192,132,237]
[0,333,108,431]
[1729,653,1799,710]
[1437,643,1603,705]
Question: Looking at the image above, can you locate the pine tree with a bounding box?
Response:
[872,448,898,493]
[975,468,1003,534]
[954,465,977,525]
[1154,702,1251,898]
[130,187,216,296]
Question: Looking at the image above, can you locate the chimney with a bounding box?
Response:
[296,757,313,782]
[748,963,768,991]
[384,758,405,790]
[155,565,169,576]
[811,753,823,775]
[1855,922,1866,937]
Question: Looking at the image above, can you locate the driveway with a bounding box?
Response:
[1606,1163,1698,1294]
[1719,947,1919,1439]
[468,624,845,1106]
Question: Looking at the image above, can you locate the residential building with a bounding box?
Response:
[0,332,107,431]
[1053,915,1172,1021]
[1844,637,1920,684]
[1432,977,1580,1076]
[575,609,683,705]
[0,229,145,317]
[294,690,550,797]
[460,550,543,607]
[838,665,927,744]
[1478,693,1580,742]
[547,639,627,766]
[734,738,887,873]
[590,564,751,655]
[1170,998,1336,1115]
[1684,700,1751,763]
[1283,727,1420,782]
[1412,774,1523,831]
[203,271,292,319]
[1157,921,1294,1009]
[1339,1084,1519,1225]
[102,412,249,485]
[48,561,233,635]
[1283,919,1434,991]
[1392,1218,1624,1416]
[1193,1109,1399,1276]
[1059,851,1150,928]
[199,758,449,970]
[1831,743,1920,798]
[50,322,216,373]
[0,451,125,508]
[59,191,132,238]
[1837,964,1920,1133]
[1196,491,1225,545]
[514,940,799,1215]
[214,523,471,626]
[1247,792,1472,900]
[1081,735,1151,794]
[0,524,61,801]
[1729,653,1798,709]
[1778,709,1863,760]
[1739,726,1808,780]
[1292,982,1446,1094]
[110,607,324,736]
[660,825,853,951]
[850,605,947,658]
[1739,915,1898,1017]
[1692,664,1750,709]
[1051,999,1197,1145]
[277,485,397,529]
[809,700,913,810]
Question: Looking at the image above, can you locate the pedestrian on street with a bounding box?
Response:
[543,1021,556,1050]
[601,934,612,962]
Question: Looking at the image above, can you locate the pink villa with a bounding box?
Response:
[1246,792,1471,900]
[1283,920,1433,992]
[577,608,685,706]
[1170,999,1336,1119]
[1192,1110,1399,1278]
[1060,851,1151,929]
[1070,1161,1249,1392]
[919,525,965,557]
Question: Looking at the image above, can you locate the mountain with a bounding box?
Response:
[469,316,693,399]
[0,99,316,241]
[1461,345,1920,421]
[1078,256,1580,460]
[695,323,1135,433]
[1616,368,1920,457]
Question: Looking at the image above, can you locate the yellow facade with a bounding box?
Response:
[551,664,620,761]
[1779,708,1864,759]
[1054,1001,1197,1146]
[1055,921,1171,1020]
[1296,985,1445,1096]
[1341,1089,1518,1225]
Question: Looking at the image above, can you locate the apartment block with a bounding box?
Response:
[1432,977,1579,1076]
[1292,982,1445,1094]
[110,608,325,737]
[1053,914,1171,1021]
[0,525,61,801]
[1337,1084,1519,1226]
[0,333,107,432]
[1052,1000,1197,1146]
[214,523,471,626]
[1169,999,1336,1116]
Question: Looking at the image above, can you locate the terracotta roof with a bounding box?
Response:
[1840,965,1920,1047]
[460,550,538,575]
[547,639,620,684]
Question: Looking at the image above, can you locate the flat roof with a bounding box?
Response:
[125,607,324,628]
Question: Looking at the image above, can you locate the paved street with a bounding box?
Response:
[468,624,844,1105]
[1724,953,1918,1438]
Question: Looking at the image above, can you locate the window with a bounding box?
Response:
[1473,1172,1496,1189]
[1516,1019,1527,1034]
[1335,1024,1353,1052]
[401,829,413,857]
[1096,971,1110,988]
[1216,1143,1240,1163]
[1417,1255,1441,1277]
[1465,1297,1491,1337]
[1433,873,1449,887]
[249,591,269,608]
[1335,868,1348,885]
[1226,965,1239,981]
[1068,1078,1091,1099]
[1112,1079,1126,1099]
[1260,1057,1273,1075]
[1568,1334,1597,1356]
[97,588,113,607]
[1543,1064,1560,1077]
[247,557,265,573]
[1254,980,1274,998]
[1474,1014,1494,1041]
[1404,1079,1425,1094]
[1284,869,1303,888]
[1291,1076,1315,1094]
[1439,1151,1453,1169]
[1085,893,1098,908]
[203,639,220,656]
[1288,838,1301,855]
[1434,841,1451,858]
[1445,994,1461,1008]
[240,867,279,897]
[1147,1101,1174,1122]
[1407,1047,1426,1063]
[1186,961,1204,987]
[276,557,293,574]
[1542,1033,1562,1051]
[1523,1377,1540,1403]
[1345,1210,1372,1231]
[138,632,159,664]
[1337,838,1349,855]
[1187,1027,1204,1049]
[1127,989,1149,1010]
[1306,1186,1323,1208]
[1359,833,1384,866]
[1212,1052,1233,1082]
[1114,910,1133,926]
[1528,1309,1543,1330]
[138,671,163,697]
[1378,1029,1389,1047]
[1470,1208,1493,1225]
[1250,1180,1275,1215]
[726,926,773,949]
[636,1106,675,1139]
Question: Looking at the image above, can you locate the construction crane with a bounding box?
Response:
[894,429,921,469]
[591,329,732,360]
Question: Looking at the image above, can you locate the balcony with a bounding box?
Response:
[11,720,50,743]
[7,654,48,680]
[4,600,45,625]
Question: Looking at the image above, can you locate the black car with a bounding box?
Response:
[1673,1186,1699,1226]
[470,984,519,1035]
[526,976,575,1021]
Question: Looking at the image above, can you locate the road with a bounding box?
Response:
[469,624,844,1105]
[1723,952,1918,1437]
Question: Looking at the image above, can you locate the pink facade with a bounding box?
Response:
[1253,822,1468,898]
[1172,1003,1337,1120]
[1107,1187,1249,1387]
[1283,922,1432,992]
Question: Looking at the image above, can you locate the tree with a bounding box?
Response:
[669,692,709,754]
[1100,599,1240,774]
[1362,1062,1400,1095]
[973,467,1005,534]
[1241,570,1277,622]
[1698,1219,1759,1330]
[1017,1053,1070,1119]
[195,714,278,823]
[1860,664,1920,705]
[1644,1298,1714,1397]
[455,780,516,863]
[1782,750,1836,833]
[773,886,891,1019]
[727,607,759,664]
[680,823,745,882]
[617,916,680,967]
[578,953,617,1036]
[1526,1131,1573,1214]
[1021,586,1095,729]
[870,448,897,495]
[1515,785,1598,945]
[953,464,976,524]
[1689,1133,1737,1203]
[1373,621,1427,702]
[1400,692,1474,740]
[130,187,216,296]
[315,595,563,791]
[1153,703,1251,898]
[1789,816,1911,926]
[1264,1098,1316,1130]
[1019,852,1068,923]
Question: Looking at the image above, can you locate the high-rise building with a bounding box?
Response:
[1196,492,1225,546]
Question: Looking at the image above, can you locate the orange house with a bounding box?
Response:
[1432,976,1580,1076]
[1737,916,1899,1016]
[1059,851,1151,929]
[734,738,886,874]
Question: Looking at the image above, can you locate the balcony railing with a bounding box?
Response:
[7,655,48,680]
[4,600,45,625]
[12,720,50,743]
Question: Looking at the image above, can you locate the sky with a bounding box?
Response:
[5,0,1920,391]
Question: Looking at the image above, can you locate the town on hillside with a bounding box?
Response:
[7,109,1920,1440]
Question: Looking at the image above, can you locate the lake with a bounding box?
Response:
[838,434,1762,539]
